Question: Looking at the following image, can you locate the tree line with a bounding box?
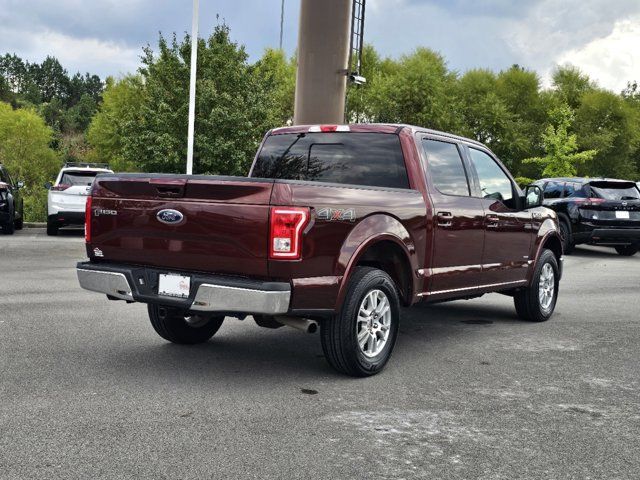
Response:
[1,23,639,221]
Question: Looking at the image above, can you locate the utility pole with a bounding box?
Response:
[294,0,352,125]
[186,0,199,175]
[279,0,285,51]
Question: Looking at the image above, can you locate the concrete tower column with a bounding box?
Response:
[294,0,352,125]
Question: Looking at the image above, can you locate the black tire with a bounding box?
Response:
[14,216,23,230]
[1,219,15,235]
[559,220,574,254]
[148,304,224,344]
[615,245,638,256]
[321,267,400,377]
[46,221,58,236]
[514,249,559,322]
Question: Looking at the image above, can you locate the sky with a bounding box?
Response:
[1,0,639,92]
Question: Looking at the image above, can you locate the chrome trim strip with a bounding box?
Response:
[77,269,134,301]
[419,280,527,297]
[191,284,291,314]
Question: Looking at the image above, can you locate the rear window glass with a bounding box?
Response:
[251,133,410,189]
[60,171,99,186]
[589,182,640,200]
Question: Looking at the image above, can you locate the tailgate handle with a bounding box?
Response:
[155,186,184,198]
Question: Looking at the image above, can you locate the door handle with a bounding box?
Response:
[436,211,453,227]
[486,215,499,228]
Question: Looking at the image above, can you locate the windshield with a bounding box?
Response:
[589,182,640,201]
[60,171,99,187]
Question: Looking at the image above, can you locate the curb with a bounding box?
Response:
[25,222,46,228]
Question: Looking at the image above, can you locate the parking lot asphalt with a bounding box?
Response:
[1,228,639,479]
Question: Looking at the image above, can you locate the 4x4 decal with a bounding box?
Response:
[316,207,356,222]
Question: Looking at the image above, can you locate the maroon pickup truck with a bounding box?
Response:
[77,124,563,376]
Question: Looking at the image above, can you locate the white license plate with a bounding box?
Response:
[615,211,630,219]
[158,274,191,298]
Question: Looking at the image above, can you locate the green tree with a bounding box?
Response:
[120,25,272,176]
[366,48,463,132]
[87,75,145,171]
[252,48,296,127]
[574,90,638,178]
[0,102,61,221]
[552,65,594,109]
[523,104,597,177]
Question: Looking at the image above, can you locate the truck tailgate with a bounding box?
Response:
[89,174,274,277]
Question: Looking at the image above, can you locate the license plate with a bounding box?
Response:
[158,274,191,298]
[616,211,630,219]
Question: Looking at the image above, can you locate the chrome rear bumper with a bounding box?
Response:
[76,263,291,315]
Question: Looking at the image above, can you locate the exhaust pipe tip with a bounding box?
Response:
[275,316,319,334]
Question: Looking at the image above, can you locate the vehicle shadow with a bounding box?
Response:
[57,227,84,237]
[105,300,522,382]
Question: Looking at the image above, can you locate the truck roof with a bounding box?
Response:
[269,123,487,149]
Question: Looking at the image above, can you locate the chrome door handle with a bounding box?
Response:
[486,215,499,228]
[437,211,453,227]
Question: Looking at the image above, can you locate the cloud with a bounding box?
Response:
[555,15,640,91]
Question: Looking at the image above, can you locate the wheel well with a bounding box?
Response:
[542,234,563,263]
[355,240,413,306]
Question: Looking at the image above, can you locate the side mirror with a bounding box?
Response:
[44,182,52,190]
[17,180,25,189]
[524,185,544,209]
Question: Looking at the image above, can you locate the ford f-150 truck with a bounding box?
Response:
[77,124,563,376]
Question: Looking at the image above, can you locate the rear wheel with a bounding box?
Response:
[514,249,559,322]
[321,267,400,377]
[559,220,574,254]
[148,304,224,344]
[46,221,58,236]
[14,216,23,230]
[615,245,638,256]
[1,218,15,235]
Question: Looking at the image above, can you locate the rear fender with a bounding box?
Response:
[334,214,419,310]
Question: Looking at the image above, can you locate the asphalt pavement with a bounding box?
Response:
[1,228,639,479]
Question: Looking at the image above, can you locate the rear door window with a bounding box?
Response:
[544,182,565,199]
[252,133,410,189]
[422,139,470,196]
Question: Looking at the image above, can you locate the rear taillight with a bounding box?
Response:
[51,184,71,191]
[576,198,606,207]
[85,196,92,243]
[269,207,310,260]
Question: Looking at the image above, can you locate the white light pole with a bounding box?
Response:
[186,0,199,175]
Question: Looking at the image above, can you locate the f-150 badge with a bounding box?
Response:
[316,208,356,222]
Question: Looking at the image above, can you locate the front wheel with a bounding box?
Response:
[514,249,559,322]
[148,304,224,344]
[1,219,15,235]
[615,245,638,256]
[321,267,400,377]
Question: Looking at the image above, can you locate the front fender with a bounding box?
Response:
[334,213,420,310]
[528,217,563,282]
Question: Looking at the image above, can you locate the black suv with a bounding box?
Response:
[0,163,24,235]
[534,177,640,256]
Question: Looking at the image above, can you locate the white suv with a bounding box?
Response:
[46,163,113,236]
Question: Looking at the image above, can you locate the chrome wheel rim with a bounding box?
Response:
[538,263,555,312]
[356,289,392,358]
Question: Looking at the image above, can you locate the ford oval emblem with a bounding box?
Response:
[157,209,184,225]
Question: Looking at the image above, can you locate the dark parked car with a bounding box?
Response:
[77,124,563,376]
[535,177,640,256]
[0,163,24,235]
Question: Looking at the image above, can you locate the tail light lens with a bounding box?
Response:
[51,184,71,191]
[85,196,92,243]
[269,207,310,259]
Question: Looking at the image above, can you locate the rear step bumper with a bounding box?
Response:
[588,228,640,245]
[76,262,291,315]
